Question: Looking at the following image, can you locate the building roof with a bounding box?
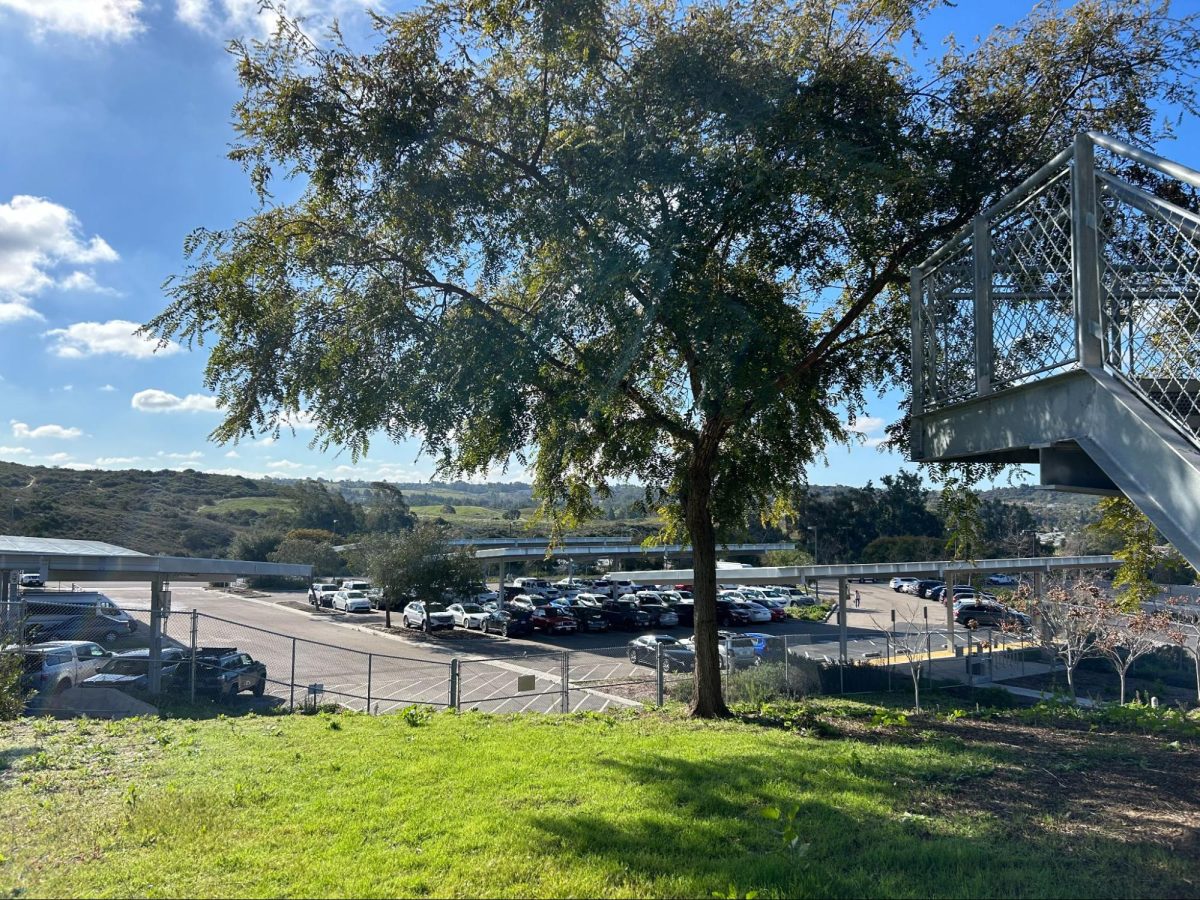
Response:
[0,534,311,583]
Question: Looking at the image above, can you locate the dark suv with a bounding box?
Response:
[602,600,653,631]
[565,603,610,633]
[955,603,1030,631]
[716,599,753,627]
[191,648,268,700]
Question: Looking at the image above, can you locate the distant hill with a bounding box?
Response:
[0,461,292,557]
[979,484,1102,531]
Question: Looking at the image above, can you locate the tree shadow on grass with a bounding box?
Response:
[530,746,1198,898]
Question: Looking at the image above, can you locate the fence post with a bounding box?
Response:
[782,635,790,695]
[367,653,373,714]
[967,630,975,688]
[560,651,570,713]
[973,215,993,397]
[449,658,460,710]
[289,638,296,711]
[1072,133,1104,369]
[189,610,198,704]
[988,629,995,682]
[924,607,932,692]
[656,644,665,707]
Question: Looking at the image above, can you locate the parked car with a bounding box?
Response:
[915,579,944,599]
[739,632,784,661]
[402,601,456,632]
[448,603,491,629]
[757,599,788,622]
[11,640,112,696]
[930,584,974,604]
[494,604,535,637]
[602,599,653,631]
[340,579,372,593]
[508,593,540,611]
[309,583,340,607]
[733,600,773,624]
[332,589,372,613]
[192,648,268,699]
[601,579,637,598]
[985,573,1019,586]
[627,634,695,671]
[81,647,187,692]
[955,602,1031,631]
[531,605,578,635]
[19,572,44,588]
[633,593,679,627]
[565,603,610,633]
[715,599,753,627]
[18,592,136,645]
[890,577,919,592]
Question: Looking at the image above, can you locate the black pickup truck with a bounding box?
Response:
[190,648,268,700]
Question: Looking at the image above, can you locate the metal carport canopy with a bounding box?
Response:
[0,535,311,583]
[619,554,1117,584]
[473,542,795,564]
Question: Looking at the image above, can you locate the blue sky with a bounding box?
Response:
[0,0,1196,489]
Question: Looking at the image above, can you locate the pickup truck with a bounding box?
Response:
[531,605,578,635]
[601,600,652,631]
[13,640,112,696]
[192,648,268,700]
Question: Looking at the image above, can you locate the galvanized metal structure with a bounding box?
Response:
[911,133,1200,568]
[0,534,311,693]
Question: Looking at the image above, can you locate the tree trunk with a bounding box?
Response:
[684,446,728,719]
[1118,667,1127,705]
[912,666,921,713]
[384,602,392,630]
[1065,658,1076,699]
[1192,647,1200,704]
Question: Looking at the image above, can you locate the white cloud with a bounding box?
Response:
[176,0,370,39]
[863,437,889,449]
[0,0,144,41]
[0,446,30,455]
[60,462,94,471]
[844,416,885,435]
[96,456,141,465]
[44,452,72,463]
[131,389,220,414]
[45,320,179,359]
[266,459,306,470]
[157,450,204,461]
[58,271,118,295]
[11,420,82,440]
[0,196,119,323]
[224,449,240,458]
[99,384,116,392]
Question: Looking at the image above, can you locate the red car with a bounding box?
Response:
[531,606,578,635]
[761,600,788,622]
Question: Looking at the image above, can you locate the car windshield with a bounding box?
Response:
[426,602,448,613]
[344,591,366,600]
[729,639,755,649]
[462,604,484,613]
[101,658,147,675]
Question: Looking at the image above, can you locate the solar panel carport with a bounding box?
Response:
[0,534,312,692]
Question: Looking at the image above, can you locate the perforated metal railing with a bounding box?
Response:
[913,132,1200,452]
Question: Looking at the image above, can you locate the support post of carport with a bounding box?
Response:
[838,576,848,664]
[944,567,956,650]
[149,576,164,695]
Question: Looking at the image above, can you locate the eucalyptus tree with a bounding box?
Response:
[149,0,1200,716]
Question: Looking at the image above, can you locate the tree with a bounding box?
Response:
[1032,580,1111,700]
[1096,610,1170,705]
[364,482,416,534]
[1163,597,1200,704]
[873,609,930,712]
[364,522,481,628]
[1090,497,1162,611]
[289,481,359,535]
[502,507,521,521]
[149,0,1200,717]
[269,537,345,576]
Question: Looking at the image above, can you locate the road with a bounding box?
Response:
[71,578,1018,713]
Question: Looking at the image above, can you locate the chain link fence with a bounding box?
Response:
[4,594,1046,718]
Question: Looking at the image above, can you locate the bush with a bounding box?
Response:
[666,658,892,705]
[0,648,26,720]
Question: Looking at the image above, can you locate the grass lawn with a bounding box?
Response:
[2,700,1198,898]
[196,496,296,516]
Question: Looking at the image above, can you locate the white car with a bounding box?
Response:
[508,593,540,610]
[891,577,919,593]
[602,579,637,598]
[985,573,1019,586]
[574,592,607,607]
[448,602,491,629]
[309,582,339,606]
[401,601,456,631]
[332,590,372,612]
[733,600,772,623]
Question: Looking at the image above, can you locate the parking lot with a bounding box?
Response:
[52,577,1012,714]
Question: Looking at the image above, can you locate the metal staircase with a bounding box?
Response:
[910,133,1200,568]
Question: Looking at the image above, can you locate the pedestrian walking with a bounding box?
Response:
[854,589,861,608]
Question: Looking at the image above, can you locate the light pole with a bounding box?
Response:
[808,525,819,599]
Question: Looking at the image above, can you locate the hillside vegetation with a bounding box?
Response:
[2,699,1197,898]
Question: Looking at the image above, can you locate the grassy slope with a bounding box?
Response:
[3,701,1198,899]
[196,496,297,515]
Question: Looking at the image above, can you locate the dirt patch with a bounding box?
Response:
[1002,668,1198,706]
[366,623,500,644]
[911,716,1200,853]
